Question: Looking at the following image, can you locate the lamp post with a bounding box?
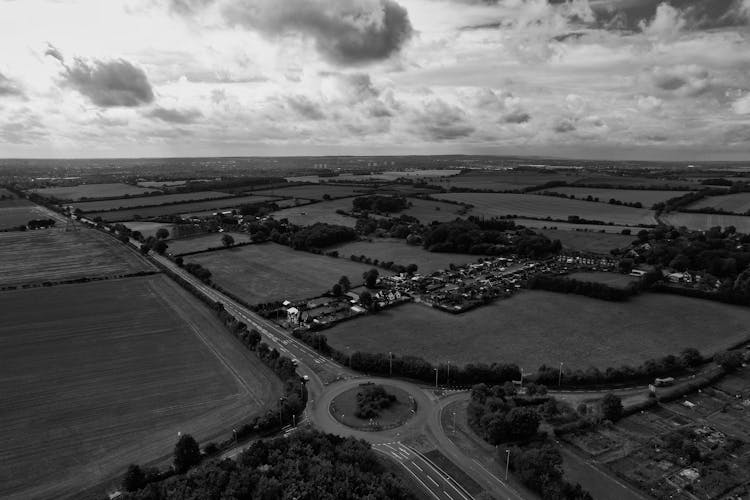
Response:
[233,428,237,443]
[278,397,284,424]
[452,411,456,434]
[389,351,393,376]
[434,368,438,389]
[505,449,510,481]
[558,362,564,387]
[447,361,451,385]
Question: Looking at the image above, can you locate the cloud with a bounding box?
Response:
[0,72,23,97]
[650,65,712,97]
[412,99,475,140]
[637,95,663,113]
[504,111,531,123]
[286,95,326,120]
[199,0,414,65]
[554,118,576,133]
[47,49,155,107]
[594,0,750,32]
[639,3,686,40]
[147,106,203,123]
[732,94,750,114]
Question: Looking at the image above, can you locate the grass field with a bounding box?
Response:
[0,227,153,287]
[251,184,373,200]
[73,191,233,212]
[687,193,750,214]
[0,204,62,230]
[168,232,253,255]
[333,238,482,274]
[271,199,360,227]
[32,183,159,201]
[538,229,634,254]
[434,192,657,226]
[187,242,382,303]
[566,271,638,288]
[324,291,750,369]
[543,187,691,206]
[87,195,282,222]
[573,175,701,189]
[0,275,283,500]
[438,171,586,191]
[121,221,176,239]
[515,218,650,234]
[401,198,474,224]
[661,212,750,232]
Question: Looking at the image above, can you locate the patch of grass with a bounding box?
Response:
[168,232,253,255]
[0,204,59,229]
[661,212,750,232]
[538,229,634,254]
[566,271,638,288]
[270,199,360,227]
[688,192,750,213]
[330,384,413,429]
[72,191,233,212]
[0,275,283,499]
[544,187,692,206]
[251,184,372,200]
[186,241,384,303]
[325,292,750,369]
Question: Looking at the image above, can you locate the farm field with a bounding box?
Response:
[251,183,373,200]
[271,198,359,227]
[32,183,159,201]
[137,180,188,187]
[324,291,750,369]
[286,169,461,183]
[434,192,657,226]
[400,198,474,224]
[437,170,586,191]
[566,271,638,288]
[515,218,650,234]
[332,238,483,274]
[0,275,283,500]
[538,229,634,254]
[168,232,253,255]
[541,187,691,206]
[187,242,383,303]
[0,227,152,287]
[121,221,175,239]
[661,212,750,232]
[573,175,701,189]
[687,192,750,214]
[73,191,233,212]
[0,204,62,230]
[87,194,282,222]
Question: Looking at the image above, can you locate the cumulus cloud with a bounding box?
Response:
[0,72,23,97]
[637,95,663,113]
[412,99,475,140]
[46,48,155,107]
[286,95,326,120]
[504,111,531,124]
[732,94,750,114]
[594,0,750,32]
[554,118,576,133]
[639,3,686,40]
[147,106,203,123]
[650,65,712,97]
[179,0,413,65]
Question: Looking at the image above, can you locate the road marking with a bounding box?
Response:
[444,491,455,500]
[402,464,441,500]
[427,476,440,487]
[413,462,424,472]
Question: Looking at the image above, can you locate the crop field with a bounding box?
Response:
[0,204,62,230]
[73,191,233,212]
[271,198,359,227]
[566,271,638,288]
[538,229,634,254]
[187,242,382,303]
[515,218,649,234]
[87,194,283,222]
[573,175,701,189]
[168,232,253,255]
[324,291,750,369]
[434,192,657,226]
[251,183,373,200]
[661,212,750,233]
[121,221,175,239]
[32,183,159,201]
[437,171,586,191]
[333,238,482,274]
[687,192,750,214]
[0,227,152,287]
[0,275,283,500]
[542,187,691,206]
[137,180,188,187]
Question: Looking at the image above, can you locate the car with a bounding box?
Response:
[291,358,299,366]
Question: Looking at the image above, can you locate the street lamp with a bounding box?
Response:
[447,361,451,385]
[452,411,456,434]
[434,368,438,389]
[505,449,510,481]
[389,351,393,376]
[233,428,237,443]
[278,397,284,424]
[558,362,564,387]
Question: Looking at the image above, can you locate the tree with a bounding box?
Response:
[714,350,743,372]
[363,268,379,288]
[153,240,168,255]
[175,256,184,267]
[155,228,170,240]
[359,290,373,309]
[332,283,343,296]
[406,263,418,274]
[505,407,540,440]
[338,275,351,291]
[679,348,702,370]
[122,464,146,492]
[173,434,201,474]
[221,234,235,247]
[600,393,623,422]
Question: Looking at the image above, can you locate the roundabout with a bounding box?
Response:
[329,383,417,431]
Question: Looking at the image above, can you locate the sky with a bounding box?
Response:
[0,0,749,161]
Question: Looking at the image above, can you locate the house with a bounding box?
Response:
[286,307,300,325]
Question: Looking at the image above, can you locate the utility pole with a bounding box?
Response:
[558,362,564,387]
[452,411,456,434]
[434,368,438,389]
[505,449,510,481]
[278,397,284,424]
[389,351,392,376]
[447,361,450,385]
